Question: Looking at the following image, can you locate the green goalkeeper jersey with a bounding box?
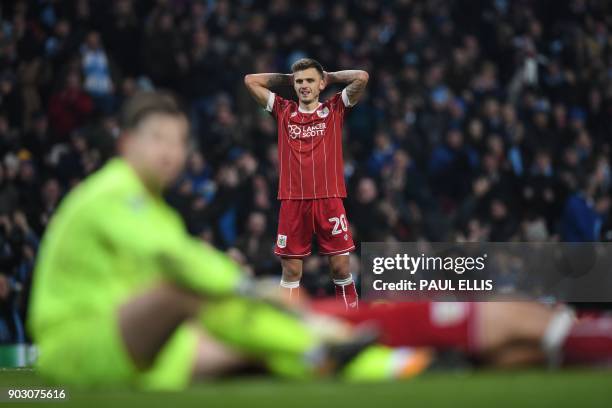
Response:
[29,158,243,345]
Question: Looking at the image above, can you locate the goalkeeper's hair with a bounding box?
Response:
[120,91,185,131]
[291,58,324,78]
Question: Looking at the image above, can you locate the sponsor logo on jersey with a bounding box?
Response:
[287,122,327,139]
[277,234,287,248]
[316,106,330,118]
[290,111,298,118]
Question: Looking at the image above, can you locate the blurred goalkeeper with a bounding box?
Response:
[27,92,424,390]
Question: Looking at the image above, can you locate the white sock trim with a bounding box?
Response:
[542,309,574,366]
[280,280,300,289]
[333,274,354,286]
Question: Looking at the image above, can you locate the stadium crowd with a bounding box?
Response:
[0,0,611,342]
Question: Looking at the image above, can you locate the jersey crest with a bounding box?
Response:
[316,106,330,118]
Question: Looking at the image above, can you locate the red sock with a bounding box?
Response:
[333,274,358,310]
[311,300,477,353]
[574,309,607,319]
[280,280,301,303]
[544,312,612,365]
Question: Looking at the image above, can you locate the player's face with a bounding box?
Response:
[124,113,189,191]
[293,68,325,105]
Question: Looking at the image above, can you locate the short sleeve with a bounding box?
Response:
[266,92,291,120]
[341,88,356,108]
[326,92,349,117]
[265,91,275,113]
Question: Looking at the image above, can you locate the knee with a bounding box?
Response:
[282,261,302,281]
[330,259,350,280]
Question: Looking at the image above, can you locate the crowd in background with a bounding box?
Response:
[0,0,611,342]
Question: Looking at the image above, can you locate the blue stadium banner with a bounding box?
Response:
[360,242,612,302]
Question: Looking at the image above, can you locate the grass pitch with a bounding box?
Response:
[0,368,611,408]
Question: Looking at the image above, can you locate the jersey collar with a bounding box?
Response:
[298,102,322,114]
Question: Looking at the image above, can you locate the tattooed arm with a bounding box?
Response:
[324,70,369,106]
[244,73,293,108]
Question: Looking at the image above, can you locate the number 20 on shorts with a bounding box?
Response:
[328,214,348,236]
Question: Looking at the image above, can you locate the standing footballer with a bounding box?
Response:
[245,58,368,309]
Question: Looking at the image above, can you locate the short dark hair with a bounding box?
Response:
[120,91,185,131]
[291,58,324,77]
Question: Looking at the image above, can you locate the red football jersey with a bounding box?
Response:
[267,90,352,200]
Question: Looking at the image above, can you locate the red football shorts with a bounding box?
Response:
[275,198,356,258]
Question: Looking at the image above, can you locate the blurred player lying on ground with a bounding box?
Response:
[27,92,612,391]
[311,300,612,368]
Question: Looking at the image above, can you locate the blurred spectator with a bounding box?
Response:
[48,70,93,139]
[80,31,116,113]
[347,178,393,242]
[233,212,278,276]
[0,164,18,216]
[367,131,396,177]
[429,128,479,206]
[143,11,181,89]
[0,71,21,129]
[561,171,610,242]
